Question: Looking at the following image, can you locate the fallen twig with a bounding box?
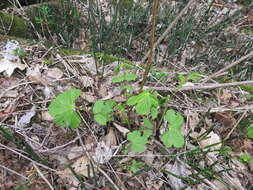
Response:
[33,163,54,190]
[202,50,253,83]
[0,163,28,180]
[144,80,253,91]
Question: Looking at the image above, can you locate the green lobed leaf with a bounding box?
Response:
[161,109,185,148]
[143,118,153,129]
[93,100,116,125]
[161,129,184,148]
[164,109,184,128]
[48,88,81,128]
[127,130,151,152]
[127,90,158,115]
[247,125,253,139]
[94,114,108,125]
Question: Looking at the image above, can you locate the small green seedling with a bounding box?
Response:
[127,90,159,119]
[14,48,26,58]
[93,100,116,125]
[247,125,253,139]
[128,160,146,173]
[112,73,137,83]
[161,109,185,148]
[240,153,253,163]
[177,72,201,88]
[48,88,81,128]
[151,71,168,82]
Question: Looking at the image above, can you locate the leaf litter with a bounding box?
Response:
[0,1,253,190]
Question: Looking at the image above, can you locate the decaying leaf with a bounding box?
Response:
[0,41,26,76]
[57,156,94,187]
[80,76,94,87]
[26,65,48,86]
[41,111,53,121]
[199,130,221,150]
[92,141,116,164]
[81,92,97,103]
[45,67,63,80]
[113,122,129,136]
[165,159,192,190]
[17,106,36,128]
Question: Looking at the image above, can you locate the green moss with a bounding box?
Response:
[240,85,253,95]
[59,48,135,66]
[0,11,30,38]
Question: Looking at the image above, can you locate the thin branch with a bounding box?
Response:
[224,111,247,141]
[33,163,54,190]
[0,143,56,172]
[202,50,253,83]
[140,0,159,90]
[0,163,28,180]
[144,80,253,91]
[141,0,196,64]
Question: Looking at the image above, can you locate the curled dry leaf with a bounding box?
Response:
[214,112,236,128]
[80,76,94,87]
[92,141,116,164]
[0,41,26,76]
[26,65,48,86]
[104,127,117,147]
[57,156,95,187]
[199,130,221,150]
[81,92,97,103]
[0,103,15,121]
[113,122,129,136]
[45,67,63,80]
[41,111,53,121]
[17,106,36,128]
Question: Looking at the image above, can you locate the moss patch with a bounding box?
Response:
[0,11,30,38]
[60,48,135,66]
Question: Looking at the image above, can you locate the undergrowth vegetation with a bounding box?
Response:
[0,0,253,189]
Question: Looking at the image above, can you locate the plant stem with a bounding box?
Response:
[140,0,159,91]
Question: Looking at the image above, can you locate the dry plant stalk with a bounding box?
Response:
[140,0,159,90]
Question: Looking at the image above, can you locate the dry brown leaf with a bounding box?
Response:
[165,159,192,190]
[45,67,63,79]
[80,75,94,87]
[199,130,221,150]
[104,127,117,147]
[0,103,15,121]
[113,95,127,102]
[17,106,36,127]
[41,111,53,121]
[214,112,236,128]
[57,156,95,187]
[0,41,26,76]
[80,92,97,103]
[220,89,232,104]
[184,109,199,131]
[113,122,129,136]
[92,141,116,164]
[0,77,18,88]
[26,65,48,86]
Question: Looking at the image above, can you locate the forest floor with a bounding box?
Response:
[0,0,253,190]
